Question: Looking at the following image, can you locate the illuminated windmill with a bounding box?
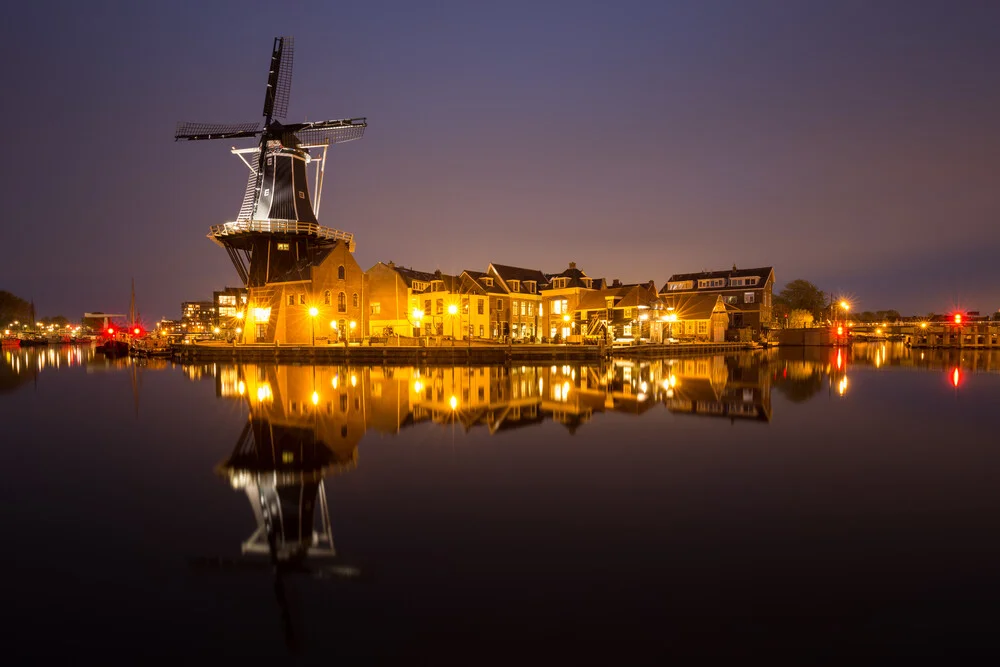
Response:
[175,36,366,291]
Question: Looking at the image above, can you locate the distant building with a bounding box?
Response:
[213,286,248,329]
[181,301,216,333]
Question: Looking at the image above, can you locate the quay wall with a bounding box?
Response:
[170,341,755,365]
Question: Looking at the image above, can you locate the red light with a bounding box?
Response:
[954,313,962,324]
[837,326,844,335]
[107,328,114,335]
[133,327,140,335]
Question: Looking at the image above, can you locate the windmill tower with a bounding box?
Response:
[175,37,367,343]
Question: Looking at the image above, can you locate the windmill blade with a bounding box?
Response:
[175,121,262,141]
[293,118,367,146]
[263,36,294,121]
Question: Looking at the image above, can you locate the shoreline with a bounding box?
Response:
[169,341,757,364]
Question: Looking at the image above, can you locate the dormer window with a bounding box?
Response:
[582,278,593,288]
[509,280,520,292]
[525,281,536,294]
[482,277,493,287]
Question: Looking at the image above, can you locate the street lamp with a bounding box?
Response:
[349,320,357,343]
[309,306,318,345]
[412,308,424,338]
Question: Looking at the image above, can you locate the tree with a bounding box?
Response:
[0,290,32,326]
[787,309,814,328]
[774,280,827,320]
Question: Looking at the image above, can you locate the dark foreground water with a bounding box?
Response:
[1,343,998,659]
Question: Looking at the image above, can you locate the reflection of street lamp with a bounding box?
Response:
[309,307,318,345]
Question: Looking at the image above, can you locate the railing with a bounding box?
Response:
[208,220,354,246]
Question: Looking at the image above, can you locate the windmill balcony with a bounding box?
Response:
[208,219,355,249]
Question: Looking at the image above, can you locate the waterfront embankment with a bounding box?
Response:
[170,341,755,364]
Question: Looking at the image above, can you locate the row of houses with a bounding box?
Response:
[229,236,774,345]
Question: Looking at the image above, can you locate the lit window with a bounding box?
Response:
[324,290,331,305]
[338,293,346,312]
[745,292,755,304]
[353,293,359,308]
[299,294,306,305]
[477,299,484,315]
[287,294,294,306]
[338,265,346,280]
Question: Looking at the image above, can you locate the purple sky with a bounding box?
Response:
[2,0,997,320]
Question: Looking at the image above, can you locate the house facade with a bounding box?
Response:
[242,239,365,344]
[487,263,547,341]
[660,293,731,343]
[660,266,774,335]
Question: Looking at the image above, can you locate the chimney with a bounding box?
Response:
[388,260,395,268]
[569,261,576,270]
[612,278,622,287]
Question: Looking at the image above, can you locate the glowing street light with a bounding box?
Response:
[349,320,357,343]
[447,303,458,342]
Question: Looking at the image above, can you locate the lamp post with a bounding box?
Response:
[309,307,318,346]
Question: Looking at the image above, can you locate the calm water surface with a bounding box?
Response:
[2,343,998,658]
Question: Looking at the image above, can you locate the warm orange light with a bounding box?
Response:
[952,368,961,388]
[836,349,842,370]
[133,328,140,335]
[837,326,843,335]
[954,313,962,324]
[107,328,114,335]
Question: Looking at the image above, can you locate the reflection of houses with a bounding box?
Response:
[661,355,771,421]
[661,266,774,336]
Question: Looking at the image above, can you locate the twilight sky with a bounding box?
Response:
[1,0,998,320]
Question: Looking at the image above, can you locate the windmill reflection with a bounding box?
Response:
[201,364,363,651]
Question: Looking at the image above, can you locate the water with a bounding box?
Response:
[2,343,998,658]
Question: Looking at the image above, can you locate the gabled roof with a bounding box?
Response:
[393,266,458,291]
[464,270,510,295]
[488,263,548,286]
[575,287,631,311]
[660,293,728,320]
[614,283,659,309]
[664,266,774,289]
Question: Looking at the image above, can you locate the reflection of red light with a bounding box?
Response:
[782,367,787,379]
[952,368,961,387]
[836,349,842,370]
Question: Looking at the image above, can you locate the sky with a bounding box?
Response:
[1,0,997,320]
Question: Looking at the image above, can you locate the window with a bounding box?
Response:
[436,298,443,314]
[339,319,346,333]
[276,242,289,251]
[482,277,493,286]
[287,294,295,306]
[479,324,484,337]
[412,281,428,292]
[509,280,520,292]
[725,295,737,304]
[698,321,708,334]
[528,303,534,316]
[553,299,562,315]
[338,265,346,280]
[625,308,633,319]
[338,292,346,312]
[218,295,236,306]
[353,293,359,307]
[424,299,431,315]
[745,292,755,304]
[525,281,536,294]
[324,290,331,305]
[370,302,381,315]
[521,302,526,316]
[299,294,306,305]
[582,278,593,288]
[477,299,484,315]
[496,299,503,311]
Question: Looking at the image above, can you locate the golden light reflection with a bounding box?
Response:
[350,374,357,387]
[237,380,245,395]
[332,374,339,389]
[838,376,848,396]
[449,395,457,410]
[312,391,319,405]
[256,383,273,402]
[414,380,423,393]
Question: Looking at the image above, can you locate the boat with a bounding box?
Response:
[1,337,19,348]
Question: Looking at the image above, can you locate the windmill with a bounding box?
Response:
[175,37,366,290]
